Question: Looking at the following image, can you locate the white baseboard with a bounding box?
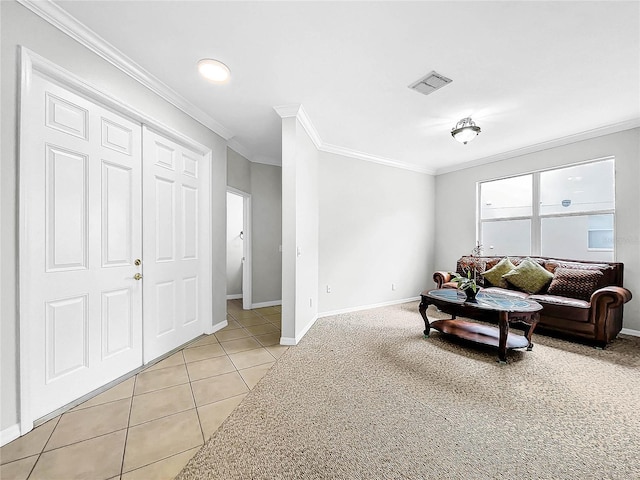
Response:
[252,300,282,309]
[318,296,420,318]
[280,314,318,346]
[620,327,640,337]
[210,320,228,334]
[1,423,21,447]
[226,294,243,300]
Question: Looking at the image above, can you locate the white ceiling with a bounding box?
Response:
[52,0,640,174]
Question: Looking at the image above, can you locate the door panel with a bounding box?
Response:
[23,75,143,421]
[143,128,210,362]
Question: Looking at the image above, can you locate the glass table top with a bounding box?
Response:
[426,289,542,313]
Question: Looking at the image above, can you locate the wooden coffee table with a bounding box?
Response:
[419,289,542,363]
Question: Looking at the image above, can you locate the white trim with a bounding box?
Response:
[274,104,434,174]
[17,0,235,141]
[227,187,252,310]
[318,297,421,318]
[1,424,22,448]
[620,328,640,338]
[226,139,253,163]
[226,294,243,300]
[252,300,282,309]
[435,119,640,176]
[280,314,318,346]
[210,320,228,334]
[22,48,210,155]
[319,143,435,174]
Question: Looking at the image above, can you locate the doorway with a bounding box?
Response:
[227,188,252,310]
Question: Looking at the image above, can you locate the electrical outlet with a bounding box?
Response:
[392,283,396,291]
[326,285,331,293]
[309,298,313,307]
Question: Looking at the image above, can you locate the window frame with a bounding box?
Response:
[477,156,616,259]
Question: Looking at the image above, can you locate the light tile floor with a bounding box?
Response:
[0,300,286,480]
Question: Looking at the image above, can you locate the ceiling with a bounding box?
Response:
[51,0,640,174]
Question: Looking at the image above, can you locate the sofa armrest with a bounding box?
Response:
[589,286,632,344]
[590,286,632,308]
[433,271,452,288]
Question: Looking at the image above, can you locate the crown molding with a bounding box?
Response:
[435,118,640,176]
[319,143,435,175]
[251,155,281,167]
[17,0,235,141]
[226,138,253,161]
[274,104,434,174]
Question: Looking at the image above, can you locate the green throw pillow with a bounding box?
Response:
[502,258,553,294]
[482,257,516,288]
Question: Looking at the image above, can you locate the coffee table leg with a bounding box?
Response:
[524,312,540,351]
[419,295,430,338]
[498,311,508,364]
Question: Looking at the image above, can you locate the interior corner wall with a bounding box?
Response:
[227,148,283,305]
[1,0,228,433]
[434,128,640,331]
[280,116,319,342]
[318,152,436,314]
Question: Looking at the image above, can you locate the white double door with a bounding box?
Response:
[22,74,210,422]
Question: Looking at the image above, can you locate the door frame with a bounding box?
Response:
[18,47,213,434]
[227,187,252,310]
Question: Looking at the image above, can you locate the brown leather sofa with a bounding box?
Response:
[433,256,632,347]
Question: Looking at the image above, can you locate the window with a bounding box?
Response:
[479,158,615,261]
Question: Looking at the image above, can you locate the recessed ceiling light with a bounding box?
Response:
[197,59,230,83]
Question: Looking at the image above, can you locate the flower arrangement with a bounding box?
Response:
[450,242,483,301]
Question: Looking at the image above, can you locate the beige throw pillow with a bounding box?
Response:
[482,257,515,288]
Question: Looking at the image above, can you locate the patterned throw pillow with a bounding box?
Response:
[502,258,554,294]
[547,267,604,301]
[482,257,515,288]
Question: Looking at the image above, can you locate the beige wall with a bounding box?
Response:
[1,1,228,432]
[434,128,640,331]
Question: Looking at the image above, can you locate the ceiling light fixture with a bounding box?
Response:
[451,117,481,144]
[197,58,230,83]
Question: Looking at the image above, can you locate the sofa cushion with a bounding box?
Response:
[481,287,530,299]
[482,257,515,288]
[502,258,554,294]
[547,267,604,301]
[528,294,591,322]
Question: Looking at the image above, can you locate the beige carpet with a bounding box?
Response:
[177,302,640,480]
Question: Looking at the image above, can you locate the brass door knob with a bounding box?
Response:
[134,273,143,280]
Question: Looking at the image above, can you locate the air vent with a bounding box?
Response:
[409,71,452,96]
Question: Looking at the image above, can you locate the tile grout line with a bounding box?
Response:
[25,415,61,480]
[118,374,137,478]
[183,350,207,448]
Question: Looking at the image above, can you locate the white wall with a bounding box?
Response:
[1,1,228,433]
[318,152,436,313]
[227,148,282,305]
[280,115,319,343]
[226,192,244,297]
[435,128,640,331]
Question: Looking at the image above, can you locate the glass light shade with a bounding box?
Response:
[451,117,481,144]
[198,59,230,83]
